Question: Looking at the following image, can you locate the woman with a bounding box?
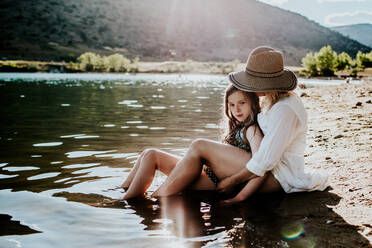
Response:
[125,46,329,201]
[151,46,329,199]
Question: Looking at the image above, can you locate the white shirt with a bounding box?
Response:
[246,94,329,193]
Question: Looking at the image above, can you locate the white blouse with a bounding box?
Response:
[246,94,329,193]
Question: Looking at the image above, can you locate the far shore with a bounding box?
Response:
[1,60,372,79]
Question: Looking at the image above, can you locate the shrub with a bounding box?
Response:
[106,54,130,72]
[335,52,352,71]
[77,52,100,71]
[301,52,318,76]
[316,45,337,76]
[355,51,372,69]
[77,52,138,72]
[301,46,372,77]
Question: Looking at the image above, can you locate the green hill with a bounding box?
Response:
[0,0,370,65]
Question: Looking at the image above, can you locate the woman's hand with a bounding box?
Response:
[217,175,237,194]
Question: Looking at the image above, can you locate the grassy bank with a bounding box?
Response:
[0,59,310,75]
[1,59,372,78]
[0,59,244,74]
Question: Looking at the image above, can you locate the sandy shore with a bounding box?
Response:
[298,79,372,244]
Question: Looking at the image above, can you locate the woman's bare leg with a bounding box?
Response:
[153,138,252,197]
[123,149,181,199]
[258,172,283,193]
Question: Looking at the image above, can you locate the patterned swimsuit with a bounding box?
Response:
[203,129,252,186]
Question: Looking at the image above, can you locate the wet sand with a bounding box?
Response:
[298,80,372,245]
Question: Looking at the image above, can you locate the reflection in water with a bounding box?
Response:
[0,74,370,247]
[50,189,370,248]
[0,214,40,236]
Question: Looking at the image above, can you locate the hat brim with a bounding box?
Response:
[228,69,297,92]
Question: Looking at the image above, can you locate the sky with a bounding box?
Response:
[258,0,372,27]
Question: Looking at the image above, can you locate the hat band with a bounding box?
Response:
[245,68,284,78]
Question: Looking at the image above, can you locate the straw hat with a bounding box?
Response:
[228,46,297,92]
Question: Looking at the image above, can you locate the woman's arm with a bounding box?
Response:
[218,105,302,194]
[245,105,302,176]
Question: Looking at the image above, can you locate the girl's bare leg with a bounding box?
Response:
[121,152,146,189]
[153,138,252,197]
[123,149,181,199]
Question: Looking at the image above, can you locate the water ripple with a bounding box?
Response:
[151,106,166,110]
[3,166,39,172]
[95,153,137,159]
[65,150,116,158]
[50,161,63,165]
[0,163,8,167]
[0,174,18,179]
[33,142,63,147]
[62,163,101,169]
[27,172,61,181]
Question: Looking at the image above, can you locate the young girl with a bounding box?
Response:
[121,85,266,200]
[205,84,269,204]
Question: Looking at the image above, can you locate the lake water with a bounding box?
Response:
[0,73,361,247]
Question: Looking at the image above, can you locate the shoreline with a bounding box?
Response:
[297,82,372,244]
[1,60,372,78]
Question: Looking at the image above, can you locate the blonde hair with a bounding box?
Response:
[261,91,295,112]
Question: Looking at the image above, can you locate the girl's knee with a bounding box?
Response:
[142,148,160,161]
[189,138,209,155]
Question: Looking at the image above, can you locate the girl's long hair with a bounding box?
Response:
[221,85,261,146]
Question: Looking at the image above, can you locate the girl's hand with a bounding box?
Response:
[217,176,237,193]
[220,197,241,205]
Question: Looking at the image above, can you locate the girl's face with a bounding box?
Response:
[227,91,252,123]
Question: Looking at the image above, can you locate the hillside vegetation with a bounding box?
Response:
[0,0,370,65]
[302,45,372,77]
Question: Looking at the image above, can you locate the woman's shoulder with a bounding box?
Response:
[271,93,307,123]
[276,93,302,105]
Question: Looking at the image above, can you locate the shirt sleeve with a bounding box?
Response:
[246,104,302,176]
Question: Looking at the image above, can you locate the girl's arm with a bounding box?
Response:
[245,124,263,154]
[217,125,263,193]
[221,173,268,205]
[220,125,265,204]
